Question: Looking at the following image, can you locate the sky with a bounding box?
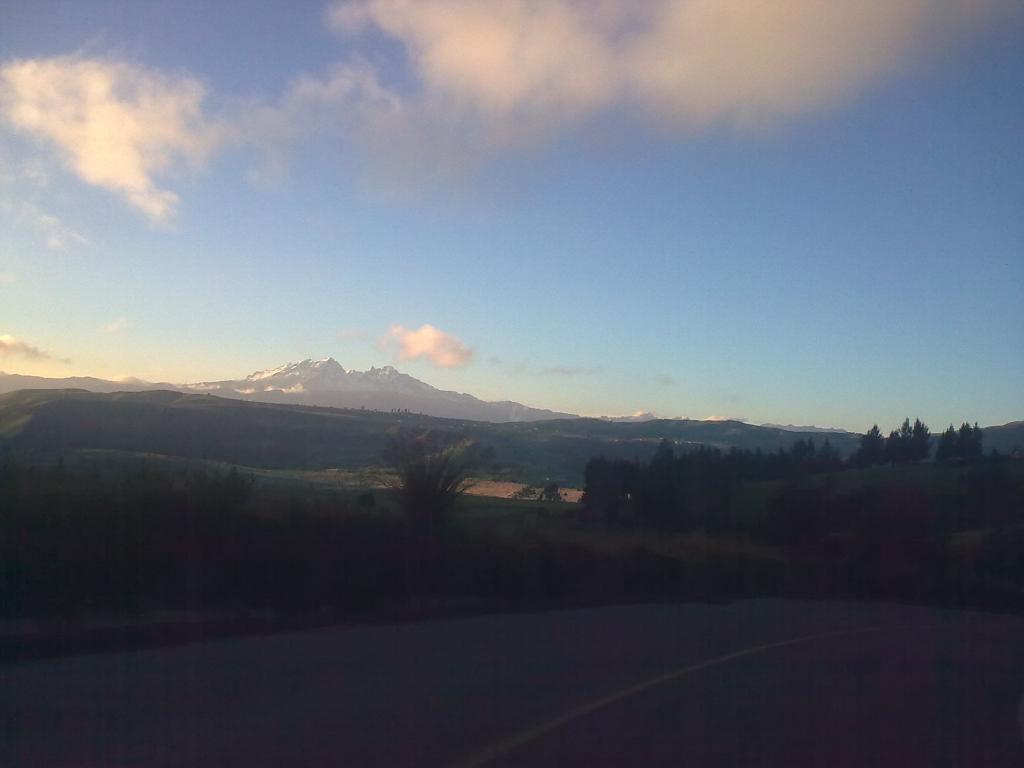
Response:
[1,0,1022,431]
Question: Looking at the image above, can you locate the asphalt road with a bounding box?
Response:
[3,600,1023,767]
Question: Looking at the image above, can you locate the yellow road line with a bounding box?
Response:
[451,623,917,768]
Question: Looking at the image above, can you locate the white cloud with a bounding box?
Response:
[0,56,222,221]
[0,334,67,362]
[236,62,397,186]
[0,2,1010,208]
[0,197,88,251]
[389,323,473,368]
[279,62,396,118]
[36,211,88,250]
[0,272,14,285]
[0,56,390,214]
[332,1,618,120]
[329,0,1012,164]
[103,317,128,334]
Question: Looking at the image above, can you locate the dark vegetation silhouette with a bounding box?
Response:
[1,416,1023,656]
[386,429,475,542]
[0,460,412,622]
[540,482,561,502]
[580,419,1024,606]
[933,422,985,461]
[853,425,886,467]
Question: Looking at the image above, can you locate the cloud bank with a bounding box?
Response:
[0,334,64,361]
[389,323,473,368]
[0,1,1010,214]
[330,0,1008,152]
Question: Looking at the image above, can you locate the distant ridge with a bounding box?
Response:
[3,367,1020,441]
[981,421,1024,454]
[761,423,853,434]
[1,388,1020,482]
[600,411,658,423]
[0,359,576,423]
[0,389,860,483]
[0,372,172,394]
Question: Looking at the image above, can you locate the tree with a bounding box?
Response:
[855,425,885,467]
[910,418,931,461]
[956,422,983,460]
[641,439,683,529]
[791,438,817,462]
[582,457,639,524]
[818,440,842,472]
[884,429,903,465]
[540,482,561,502]
[886,418,915,464]
[935,425,957,461]
[387,430,475,541]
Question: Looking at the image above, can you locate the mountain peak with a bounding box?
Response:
[310,357,344,371]
[247,357,346,382]
[172,358,578,422]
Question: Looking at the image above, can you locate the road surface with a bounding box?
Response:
[3,599,1023,766]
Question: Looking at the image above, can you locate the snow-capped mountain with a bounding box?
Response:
[0,359,575,422]
[181,358,576,422]
[600,411,658,423]
[210,358,431,395]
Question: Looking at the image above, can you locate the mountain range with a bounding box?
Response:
[0,361,853,429]
[0,358,574,423]
[761,423,853,434]
[2,363,1018,453]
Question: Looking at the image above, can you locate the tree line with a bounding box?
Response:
[582,440,840,531]
[583,418,993,532]
[852,419,984,466]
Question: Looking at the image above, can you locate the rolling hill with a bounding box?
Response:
[0,389,865,484]
[981,420,1024,454]
[0,358,575,423]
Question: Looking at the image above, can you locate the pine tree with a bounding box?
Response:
[956,422,983,459]
[884,429,902,464]
[935,425,957,461]
[910,418,930,461]
[856,425,885,467]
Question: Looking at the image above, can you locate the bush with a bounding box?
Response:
[387,430,476,541]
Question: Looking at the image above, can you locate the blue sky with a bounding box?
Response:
[1,0,1022,430]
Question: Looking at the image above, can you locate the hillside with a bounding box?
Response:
[0,389,862,484]
[0,373,164,395]
[1,359,576,423]
[982,421,1024,454]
